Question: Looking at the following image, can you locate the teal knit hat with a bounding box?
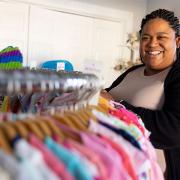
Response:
[0,46,23,69]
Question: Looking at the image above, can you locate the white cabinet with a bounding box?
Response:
[0,2,29,65]
[28,6,94,71]
[28,6,127,86]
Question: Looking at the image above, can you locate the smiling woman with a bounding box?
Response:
[101,9,180,180]
[140,18,178,75]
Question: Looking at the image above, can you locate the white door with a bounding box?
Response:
[91,19,124,87]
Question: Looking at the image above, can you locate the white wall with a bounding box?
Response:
[147,0,180,18]
[70,0,148,31]
[0,0,136,86]
[9,0,132,21]
[6,0,147,31]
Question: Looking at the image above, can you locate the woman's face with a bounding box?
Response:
[140,18,180,75]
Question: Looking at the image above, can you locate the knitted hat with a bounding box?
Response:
[0,46,23,69]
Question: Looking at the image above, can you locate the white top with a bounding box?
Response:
[109,66,171,110]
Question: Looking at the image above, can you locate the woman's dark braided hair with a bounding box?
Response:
[139,9,180,37]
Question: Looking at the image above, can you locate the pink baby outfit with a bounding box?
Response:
[29,134,74,180]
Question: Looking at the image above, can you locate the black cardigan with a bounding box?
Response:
[106,48,180,180]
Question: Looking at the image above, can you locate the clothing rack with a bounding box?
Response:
[0,69,103,94]
[0,69,164,180]
[0,69,104,110]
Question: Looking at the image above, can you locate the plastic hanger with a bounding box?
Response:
[33,116,52,138]
[73,105,97,123]
[78,106,97,122]
[60,104,90,131]
[88,104,108,114]
[0,126,12,154]
[37,115,65,139]
[53,120,83,143]
[42,117,65,139]
[51,115,81,141]
[74,109,89,126]
[11,121,29,139]
[53,113,76,129]
[0,122,21,154]
[21,120,44,141]
[64,109,88,127]
[64,113,88,131]
[0,122,18,142]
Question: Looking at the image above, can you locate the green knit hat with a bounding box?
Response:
[0,46,23,69]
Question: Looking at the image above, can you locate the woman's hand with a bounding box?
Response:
[100,89,114,101]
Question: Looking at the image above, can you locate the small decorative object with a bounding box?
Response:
[126,32,140,64]
[114,32,142,71]
[114,60,133,71]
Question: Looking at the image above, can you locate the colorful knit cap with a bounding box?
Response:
[0,46,23,69]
